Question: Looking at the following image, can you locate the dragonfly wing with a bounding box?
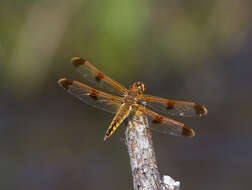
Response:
[58,78,123,114]
[136,105,195,137]
[71,57,128,96]
[139,95,207,117]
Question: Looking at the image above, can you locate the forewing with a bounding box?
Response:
[71,57,128,96]
[58,78,123,113]
[139,95,207,117]
[136,105,195,137]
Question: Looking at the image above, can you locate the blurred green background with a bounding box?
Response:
[1,0,252,189]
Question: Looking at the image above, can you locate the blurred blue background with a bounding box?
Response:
[1,0,252,189]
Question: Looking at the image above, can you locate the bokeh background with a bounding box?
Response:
[1,0,252,189]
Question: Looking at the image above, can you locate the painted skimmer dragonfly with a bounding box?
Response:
[58,57,207,141]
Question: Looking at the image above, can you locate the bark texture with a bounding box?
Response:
[125,114,180,190]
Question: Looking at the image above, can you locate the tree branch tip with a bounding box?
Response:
[161,175,180,190]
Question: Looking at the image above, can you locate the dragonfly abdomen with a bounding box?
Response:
[104,103,132,141]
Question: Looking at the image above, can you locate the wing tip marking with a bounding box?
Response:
[194,104,208,116]
[71,57,86,67]
[58,78,73,90]
[182,126,195,137]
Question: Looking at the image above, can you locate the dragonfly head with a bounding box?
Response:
[132,82,146,94]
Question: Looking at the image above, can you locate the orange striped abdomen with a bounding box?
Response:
[104,103,131,141]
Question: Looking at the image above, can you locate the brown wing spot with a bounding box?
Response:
[194,104,207,115]
[71,57,86,67]
[152,115,163,124]
[95,72,104,82]
[182,126,195,137]
[58,78,73,90]
[90,89,99,100]
[166,100,175,109]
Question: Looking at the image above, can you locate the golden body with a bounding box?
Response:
[105,82,144,140]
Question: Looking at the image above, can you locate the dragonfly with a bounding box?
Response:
[58,57,207,141]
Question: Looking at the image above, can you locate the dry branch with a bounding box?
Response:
[125,114,180,190]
